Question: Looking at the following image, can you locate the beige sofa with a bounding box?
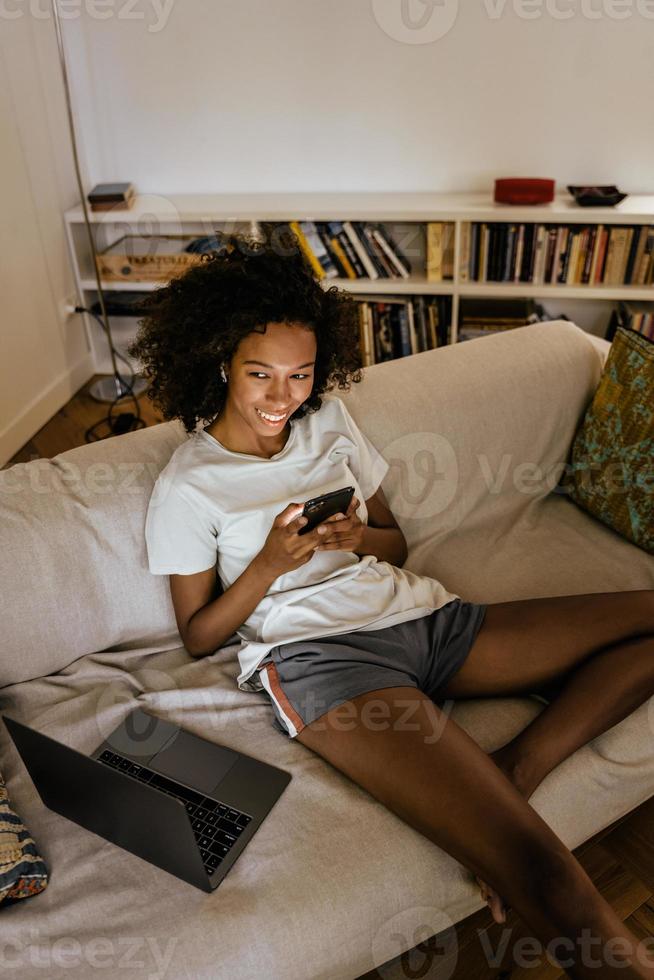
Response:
[1,319,653,979]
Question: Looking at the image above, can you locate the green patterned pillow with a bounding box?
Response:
[0,773,49,905]
[560,325,653,554]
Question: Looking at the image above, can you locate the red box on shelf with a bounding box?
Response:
[494,178,555,205]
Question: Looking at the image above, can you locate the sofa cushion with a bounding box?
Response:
[0,771,48,905]
[560,325,654,555]
[0,421,189,687]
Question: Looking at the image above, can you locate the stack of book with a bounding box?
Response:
[606,300,654,342]
[87,182,135,212]
[259,221,412,281]
[460,222,654,287]
[457,297,540,343]
[354,295,451,366]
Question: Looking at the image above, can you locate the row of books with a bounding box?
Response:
[606,300,654,343]
[354,295,452,365]
[259,221,413,281]
[460,222,654,287]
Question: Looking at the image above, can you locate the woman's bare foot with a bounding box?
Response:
[475,746,539,924]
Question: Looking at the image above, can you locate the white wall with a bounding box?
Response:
[0,10,93,467]
[3,0,652,463]
[71,0,654,193]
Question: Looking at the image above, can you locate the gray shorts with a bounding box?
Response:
[256,598,488,739]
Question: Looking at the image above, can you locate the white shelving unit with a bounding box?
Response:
[64,191,654,373]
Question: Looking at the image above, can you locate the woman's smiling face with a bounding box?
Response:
[217,321,317,455]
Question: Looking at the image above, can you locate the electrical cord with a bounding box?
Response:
[76,305,148,441]
[49,0,150,444]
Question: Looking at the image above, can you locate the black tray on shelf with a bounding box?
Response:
[567,185,628,207]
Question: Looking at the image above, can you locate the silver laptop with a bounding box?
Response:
[3,706,291,892]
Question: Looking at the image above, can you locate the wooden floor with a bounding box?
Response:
[4,374,164,468]
[6,374,654,978]
[359,797,654,978]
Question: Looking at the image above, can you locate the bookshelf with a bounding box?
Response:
[63,192,654,373]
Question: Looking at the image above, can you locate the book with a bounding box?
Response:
[459,222,471,282]
[371,225,411,278]
[442,222,455,280]
[88,182,134,202]
[426,223,443,282]
[343,221,378,279]
[355,222,389,277]
[426,222,455,282]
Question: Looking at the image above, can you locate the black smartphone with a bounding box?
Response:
[297,486,356,536]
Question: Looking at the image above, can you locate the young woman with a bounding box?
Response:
[130,234,654,978]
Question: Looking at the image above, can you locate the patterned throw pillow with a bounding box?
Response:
[0,773,49,905]
[559,325,653,555]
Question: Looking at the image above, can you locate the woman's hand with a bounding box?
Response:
[255,503,325,580]
[314,495,364,553]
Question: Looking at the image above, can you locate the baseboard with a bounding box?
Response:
[0,353,95,468]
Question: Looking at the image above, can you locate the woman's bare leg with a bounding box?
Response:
[433,590,654,923]
[294,686,654,978]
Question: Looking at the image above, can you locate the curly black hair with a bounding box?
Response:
[127,229,364,435]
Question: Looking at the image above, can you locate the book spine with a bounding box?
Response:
[575,228,589,283]
[289,220,325,280]
[555,227,570,283]
[301,220,339,278]
[532,225,547,284]
[470,222,480,281]
[503,224,517,281]
[581,226,597,284]
[371,225,411,278]
[427,222,443,282]
[594,227,610,284]
[316,222,347,278]
[362,303,374,365]
[427,301,438,349]
[408,300,419,354]
[414,296,428,352]
[513,224,525,283]
[366,225,396,277]
[396,304,413,357]
[543,226,558,284]
[442,222,455,280]
[343,221,378,279]
[603,227,622,285]
[565,228,580,284]
[330,234,356,279]
[628,225,648,285]
[587,225,603,285]
[478,222,487,281]
[623,225,639,284]
[355,222,388,277]
[459,222,471,282]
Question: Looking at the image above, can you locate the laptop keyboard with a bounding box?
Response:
[97,749,252,877]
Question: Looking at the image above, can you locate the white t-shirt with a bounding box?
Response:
[144,395,460,692]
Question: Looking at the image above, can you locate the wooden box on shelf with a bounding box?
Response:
[95,234,204,282]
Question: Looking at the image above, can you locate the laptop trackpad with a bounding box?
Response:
[151,732,239,796]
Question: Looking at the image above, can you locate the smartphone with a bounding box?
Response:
[297,486,355,536]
